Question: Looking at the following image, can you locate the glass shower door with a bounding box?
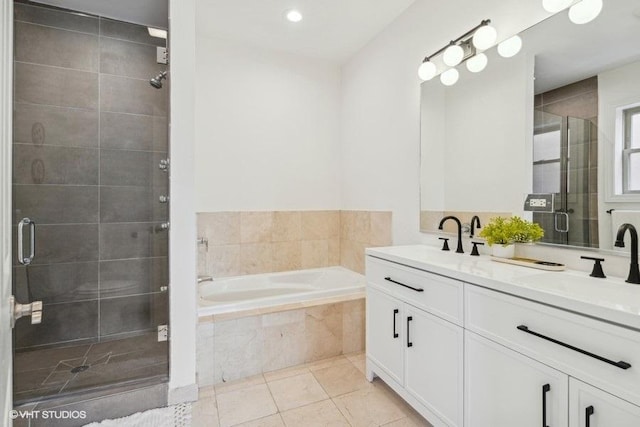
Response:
[12,1,169,404]
[533,110,598,248]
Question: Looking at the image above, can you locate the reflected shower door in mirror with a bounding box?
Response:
[533,110,598,248]
[419,0,640,251]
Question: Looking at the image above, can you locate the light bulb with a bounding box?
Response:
[542,0,572,13]
[443,44,464,67]
[472,25,497,50]
[418,60,437,81]
[497,35,523,58]
[440,68,459,86]
[568,0,603,24]
[466,53,488,73]
[286,10,303,22]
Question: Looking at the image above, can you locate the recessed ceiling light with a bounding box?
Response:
[286,10,303,23]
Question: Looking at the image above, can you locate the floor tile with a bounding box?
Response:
[281,399,349,427]
[346,352,366,375]
[333,383,407,427]
[263,365,310,382]
[191,396,219,427]
[215,373,265,394]
[237,413,285,427]
[306,355,351,371]
[312,361,371,397]
[217,383,277,427]
[382,415,433,427]
[267,372,329,412]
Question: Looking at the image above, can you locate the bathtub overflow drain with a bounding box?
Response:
[70,365,90,373]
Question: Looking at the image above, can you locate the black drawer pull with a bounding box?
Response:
[384,277,424,292]
[407,316,413,347]
[393,309,399,338]
[517,325,632,370]
[585,405,594,427]
[542,383,550,427]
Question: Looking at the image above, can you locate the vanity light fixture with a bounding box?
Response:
[497,35,523,58]
[418,19,496,83]
[440,68,459,86]
[286,9,303,23]
[466,53,488,73]
[568,0,603,24]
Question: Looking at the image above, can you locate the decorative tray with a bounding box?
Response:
[490,256,566,271]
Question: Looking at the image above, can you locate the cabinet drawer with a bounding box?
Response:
[465,284,640,406]
[366,256,463,326]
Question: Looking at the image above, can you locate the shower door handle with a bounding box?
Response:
[554,212,569,233]
[9,296,43,328]
[17,217,36,265]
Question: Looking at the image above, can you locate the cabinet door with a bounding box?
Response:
[367,287,404,384]
[405,307,463,427]
[465,331,569,427]
[569,378,640,427]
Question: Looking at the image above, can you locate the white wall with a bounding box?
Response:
[195,35,342,212]
[340,0,550,244]
[168,0,198,404]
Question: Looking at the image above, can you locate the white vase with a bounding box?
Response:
[492,244,515,258]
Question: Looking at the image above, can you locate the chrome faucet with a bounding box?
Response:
[470,215,482,238]
[614,223,640,284]
[438,216,464,254]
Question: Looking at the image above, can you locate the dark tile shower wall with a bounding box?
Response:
[12,3,169,350]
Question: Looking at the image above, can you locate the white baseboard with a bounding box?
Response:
[168,383,199,405]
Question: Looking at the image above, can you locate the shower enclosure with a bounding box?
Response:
[532,110,598,248]
[12,1,169,405]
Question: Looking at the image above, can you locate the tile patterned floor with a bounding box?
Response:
[14,332,168,404]
[192,352,432,427]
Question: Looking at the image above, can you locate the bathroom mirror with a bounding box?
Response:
[420,0,640,251]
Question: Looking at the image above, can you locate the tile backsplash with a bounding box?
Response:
[197,210,392,277]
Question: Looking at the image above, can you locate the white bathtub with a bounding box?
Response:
[198,266,365,316]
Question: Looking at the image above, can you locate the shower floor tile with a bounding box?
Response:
[13,332,168,404]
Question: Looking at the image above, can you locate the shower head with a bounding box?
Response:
[150,71,167,89]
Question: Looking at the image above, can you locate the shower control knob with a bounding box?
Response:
[160,222,170,230]
[159,158,170,171]
[159,195,170,203]
[31,310,42,325]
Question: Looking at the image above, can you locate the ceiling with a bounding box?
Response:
[195,0,416,63]
[30,0,168,29]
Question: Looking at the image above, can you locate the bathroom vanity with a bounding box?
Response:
[365,245,640,427]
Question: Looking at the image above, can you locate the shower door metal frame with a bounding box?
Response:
[1,0,14,420]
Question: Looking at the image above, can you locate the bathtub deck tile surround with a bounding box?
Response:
[197,297,365,387]
[192,352,432,427]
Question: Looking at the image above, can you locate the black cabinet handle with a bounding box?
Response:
[517,325,632,370]
[542,384,550,427]
[407,316,413,348]
[585,406,594,427]
[384,277,424,292]
[393,309,399,338]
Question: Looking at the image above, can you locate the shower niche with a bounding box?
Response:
[12,0,170,405]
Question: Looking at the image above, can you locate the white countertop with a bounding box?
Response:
[366,245,640,331]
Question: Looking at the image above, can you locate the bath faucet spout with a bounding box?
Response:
[614,223,640,284]
[198,275,213,284]
[438,216,464,254]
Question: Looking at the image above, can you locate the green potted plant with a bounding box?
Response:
[478,216,544,258]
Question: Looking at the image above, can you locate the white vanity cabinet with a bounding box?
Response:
[365,247,640,427]
[465,331,569,427]
[366,256,464,427]
[569,378,640,427]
